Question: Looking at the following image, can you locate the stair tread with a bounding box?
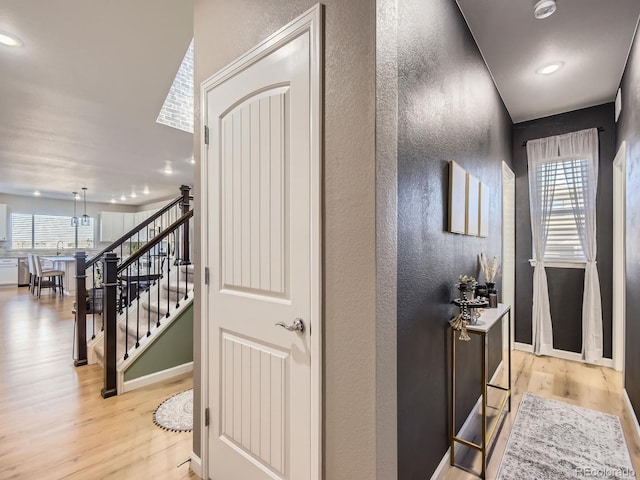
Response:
[161,281,194,293]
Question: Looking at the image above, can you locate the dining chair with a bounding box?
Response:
[27,253,36,294]
[33,255,65,297]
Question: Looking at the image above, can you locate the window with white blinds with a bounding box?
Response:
[534,158,587,261]
[11,213,94,249]
[11,214,33,249]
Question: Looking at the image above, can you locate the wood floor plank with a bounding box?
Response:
[0,286,197,479]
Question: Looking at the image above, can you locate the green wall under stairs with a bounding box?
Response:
[123,303,193,381]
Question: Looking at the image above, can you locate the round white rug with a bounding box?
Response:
[153,388,193,432]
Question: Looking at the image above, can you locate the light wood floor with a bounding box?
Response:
[444,349,640,479]
[0,286,198,479]
[4,286,639,480]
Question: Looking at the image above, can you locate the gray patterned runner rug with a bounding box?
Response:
[153,388,193,432]
[497,392,636,480]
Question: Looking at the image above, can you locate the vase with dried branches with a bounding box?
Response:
[479,253,500,307]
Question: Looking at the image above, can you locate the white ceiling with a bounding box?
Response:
[456,0,640,123]
[0,0,193,205]
[3,1,638,201]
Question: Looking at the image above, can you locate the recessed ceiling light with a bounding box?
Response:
[110,198,116,204]
[0,31,23,48]
[33,190,40,196]
[534,0,557,20]
[130,192,137,199]
[120,195,127,201]
[536,62,564,75]
[163,167,173,175]
[143,186,150,195]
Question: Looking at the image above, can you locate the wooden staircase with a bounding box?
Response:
[92,264,194,367]
[73,185,194,398]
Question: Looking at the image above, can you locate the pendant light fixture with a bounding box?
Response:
[71,191,79,227]
[81,187,90,226]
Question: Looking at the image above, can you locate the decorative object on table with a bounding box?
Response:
[479,253,500,282]
[449,312,471,341]
[475,283,488,300]
[456,274,477,300]
[479,253,500,308]
[153,388,193,432]
[488,295,498,308]
[496,392,636,480]
[450,298,489,340]
[488,289,498,308]
[451,274,488,340]
[453,297,488,325]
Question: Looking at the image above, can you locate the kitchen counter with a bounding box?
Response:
[42,256,77,262]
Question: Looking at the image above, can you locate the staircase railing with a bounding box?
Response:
[101,209,193,397]
[73,185,192,368]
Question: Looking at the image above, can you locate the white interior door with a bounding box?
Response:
[613,141,626,373]
[502,162,516,349]
[201,7,321,480]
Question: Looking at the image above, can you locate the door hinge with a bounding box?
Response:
[204,267,210,285]
[204,125,209,145]
[205,407,210,427]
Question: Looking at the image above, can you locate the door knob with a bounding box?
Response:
[275,318,305,334]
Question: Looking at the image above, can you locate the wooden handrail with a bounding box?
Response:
[117,210,193,274]
[86,195,183,268]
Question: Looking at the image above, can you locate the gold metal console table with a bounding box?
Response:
[450,303,512,479]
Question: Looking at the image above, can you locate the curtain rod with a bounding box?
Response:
[520,127,604,147]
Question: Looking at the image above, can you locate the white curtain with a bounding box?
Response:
[527,137,557,355]
[558,128,602,362]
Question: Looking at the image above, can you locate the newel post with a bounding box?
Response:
[74,251,88,367]
[180,184,191,265]
[101,252,118,399]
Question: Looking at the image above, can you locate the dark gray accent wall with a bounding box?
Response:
[616,22,640,416]
[396,0,513,477]
[512,104,615,357]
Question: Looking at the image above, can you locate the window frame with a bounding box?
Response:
[530,156,590,268]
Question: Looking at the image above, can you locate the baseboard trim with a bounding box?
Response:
[514,342,614,368]
[189,451,203,478]
[623,389,640,443]
[514,342,533,353]
[430,445,452,480]
[431,361,505,480]
[121,361,193,393]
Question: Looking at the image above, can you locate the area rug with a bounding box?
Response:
[496,392,636,480]
[153,388,193,432]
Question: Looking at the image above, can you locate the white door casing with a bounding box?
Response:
[613,141,626,373]
[502,162,516,349]
[200,5,322,480]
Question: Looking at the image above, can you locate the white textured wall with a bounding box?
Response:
[193,1,377,478]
